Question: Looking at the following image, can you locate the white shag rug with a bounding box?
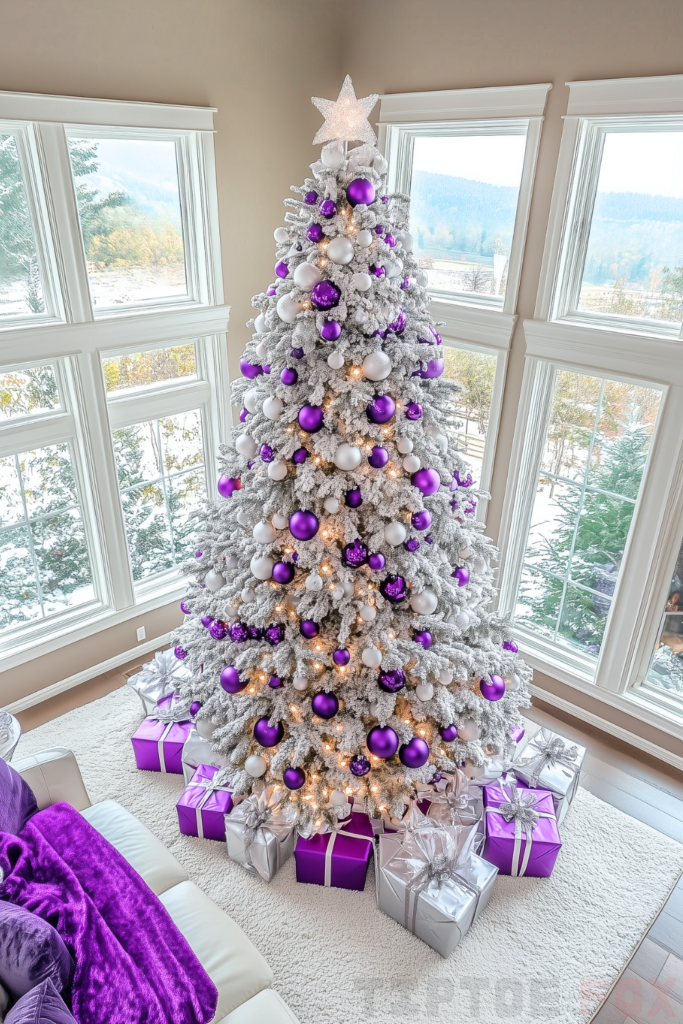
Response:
[15,685,683,1024]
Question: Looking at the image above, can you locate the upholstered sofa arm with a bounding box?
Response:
[14,747,91,811]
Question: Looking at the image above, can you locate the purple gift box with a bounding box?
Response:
[295,811,375,890]
[482,783,561,878]
[131,695,193,774]
[177,764,233,841]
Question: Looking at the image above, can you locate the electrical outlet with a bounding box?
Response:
[136,626,146,642]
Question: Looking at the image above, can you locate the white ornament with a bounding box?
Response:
[361,646,382,668]
[351,272,372,291]
[262,396,283,421]
[243,388,260,414]
[333,443,362,471]
[459,720,480,742]
[321,140,346,169]
[253,521,276,544]
[312,76,379,147]
[245,754,268,777]
[438,669,453,685]
[359,604,376,622]
[385,260,403,279]
[330,585,344,600]
[250,554,274,580]
[506,674,521,692]
[368,702,379,717]
[416,682,434,702]
[356,229,373,247]
[254,312,268,333]
[462,760,486,780]
[458,547,473,560]
[362,351,392,381]
[237,510,250,527]
[396,437,413,455]
[384,522,407,547]
[274,227,289,243]
[205,570,226,592]
[403,454,421,473]
[276,294,303,324]
[327,350,345,370]
[293,262,322,291]
[224,554,239,569]
[455,611,471,630]
[255,340,269,360]
[241,587,255,603]
[329,788,348,807]
[324,496,340,513]
[306,574,323,592]
[473,557,486,573]
[342,580,355,598]
[327,236,354,265]
[410,589,438,614]
[272,513,288,530]
[235,433,258,458]
[373,152,388,174]
[195,718,217,740]
[396,230,414,252]
[293,675,308,691]
[267,460,288,481]
[417,271,428,288]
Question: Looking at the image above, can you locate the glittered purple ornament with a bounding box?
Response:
[201,615,213,628]
[381,195,389,204]
[311,280,341,310]
[260,444,275,463]
[368,446,388,468]
[405,403,422,421]
[180,600,190,614]
[281,367,298,385]
[342,539,367,566]
[289,510,319,540]
[298,404,324,432]
[387,310,406,335]
[319,199,336,218]
[247,460,255,469]
[399,737,430,768]
[425,536,433,544]
[385,233,396,248]
[320,318,341,342]
[378,669,405,692]
[346,178,376,207]
[265,623,285,645]
[305,191,318,205]
[369,264,385,278]
[401,277,410,290]
[247,625,264,641]
[240,358,263,379]
[367,394,395,424]
[411,467,440,496]
[375,225,384,234]
[220,666,245,693]
[254,717,284,747]
[291,347,304,359]
[345,488,363,508]
[404,538,420,552]
[273,561,295,584]
[368,552,386,571]
[411,510,432,531]
[311,690,339,719]
[209,621,227,640]
[174,646,188,660]
[453,469,473,488]
[413,630,432,649]
[503,640,518,653]
[300,619,319,639]
[307,223,324,242]
[418,358,444,379]
[283,766,306,790]
[367,726,399,759]
[481,674,506,701]
[229,621,249,643]
[239,409,249,422]
[350,753,371,776]
[217,475,241,498]
[439,724,458,742]
[268,675,283,688]
[453,566,470,587]
[334,648,350,666]
[379,575,407,602]
[292,447,308,464]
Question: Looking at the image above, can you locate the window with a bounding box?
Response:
[643,532,683,699]
[441,341,499,492]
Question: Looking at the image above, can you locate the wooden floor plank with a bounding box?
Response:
[579,773,683,843]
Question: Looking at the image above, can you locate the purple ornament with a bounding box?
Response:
[311,280,341,310]
[260,444,275,462]
[366,726,399,759]
[430,327,442,345]
[281,367,298,385]
[345,488,363,508]
[413,630,432,649]
[381,195,389,204]
[311,691,339,719]
[273,561,295,584]
[220,666,245,693]
[307,223,324,242]
[254,717,285,747]
[267,288,276,296]
[217,475,241,498]
[378,669,405,693]
[418,358,444,379]
[368,552,386,571]
[453,469,473,488]
[174,646,187,660]
[305,191,318,205]
[229,621,249,643]
[239,409,249,422]
[368,446,389,468]
[300,619,319,639]
[369,264,385,278]
[283,766,306,790]
[404,538,420,552]
[180,600,190,614]
[387,310,406,335]
[292,447,309,464]
[201,615,213,628]
[298,405,324,432]
[334,648,350,666]
[275,261,289,279]
[291,347,304,359]
[247,625,264,641]
[342,539,368,566]
[240,358,263,379]
[268,675,283,688]
[263,364,270,374]
[425,536,433,544]
[265,623,285,645]
[406,403,423,420]
[510,724,525,744]
[401,277,410,290]
[411,510,432,531]
[385,233,395,248]
[367,394,396,424]
[399,737,430,768]
[292,553,298,562]
[190,701,202,717]
[346,178,376,207]
[320,318,342,342]
[350,753,371,776]
[481,674,506,701]
[375,225,384,234]
[289,510,319,540]
[503,640,519,653]
[379,575,407,602]
[453,566,470,587]
[411,467,440,496]
[439,724,458,742]
[209,621,227,640]
[247,460,255,469]
[319,199,336,218]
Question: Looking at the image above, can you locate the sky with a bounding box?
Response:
[597,131,683,199]
[412,133,527,188]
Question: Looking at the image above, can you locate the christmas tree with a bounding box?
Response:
[173,76,531,831]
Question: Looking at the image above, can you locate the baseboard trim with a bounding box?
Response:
[530,682,683,774]
[2,633,172,715]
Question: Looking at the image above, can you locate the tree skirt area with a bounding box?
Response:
[16,685,683,1024]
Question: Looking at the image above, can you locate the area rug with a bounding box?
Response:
[15,685,683,1024]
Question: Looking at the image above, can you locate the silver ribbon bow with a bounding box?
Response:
[403,825,480,936]
[425,771,475,826]
[150,696,194,773]
[315,815,374,887]
[518,734,579,787]
[485,785,554,876]
[128,649,188,712]
[187,771,232,839]
[227,786,298,881]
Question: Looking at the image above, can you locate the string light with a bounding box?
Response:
[314,662,322,670]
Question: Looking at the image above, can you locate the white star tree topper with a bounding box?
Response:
[311,75,379,146]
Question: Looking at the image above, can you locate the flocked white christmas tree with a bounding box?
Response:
[172,77,531,831]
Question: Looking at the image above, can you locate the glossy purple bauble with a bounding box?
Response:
[367,394,396,424]
[367,725,399,759]
[209,620,227,640]
[267,288,276,296]
[368,445,388,468]
[503,640,519,653]
[283,766,306,790]
[275,261,288,279]
[311,280,341,311]
[254,717,285,747]
[268,675,283,688]
[291,346,304,359]
[217,475,241,498]
[298,404,324,432]
[430,327,442,345]
[404,538,420,552]
[453,469,473,488]
[300,619,320,639]
[307,223,324,242]
[320,319,342,342]
[481,674,506,701]
[201,614,213,628]
[439,724,459,742]
[190,701,202,717]
[402,277,410,290]
[305,191,318,205]
[289,510,319,541]
[260,444,275,462]
[272,561,295,584]
[292,447,309,464]
[368,552,386,571]
[413,631,432,649]
[405,403,423,421]
[334,648,350,666]
[281,367,298,385]
[411,510,432,531]
[378,668,405,693]
[265,623,285,645]
[412,467,440,496]
[229,621,249,643]
[347,178,376,207]
[399,736,430,768]
[379,575,407,603]
[220,666,245,693]
[342,539,367,567]
[319,199,336,218]
[385,233,395,248]
[345,488,363,508]
[174,646,187,659]
[240,358,263,379]
[350,753,371,776]
[311,690,339,719]
[418,358,444,379]
[180,600,190,614]
[453,566,470,587]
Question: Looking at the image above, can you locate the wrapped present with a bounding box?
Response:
[417,771,483,833]
[181,728,229,784]
[483,783,561,877]
[295,811,375,890]
[176,764,233,840]
[381,797,430,835]
[131,694,194,774]
[127,649,190,716]
[225,786,298,882]
[513,727,586,826]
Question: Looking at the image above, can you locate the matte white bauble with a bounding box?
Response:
[373,152,389,174]
[410,589,438,614]
[237,510,250,527]
[276,294,303,324]
[416,682,435,702]
[254,312,268,333]
[274,227,289,243]
[438,669,453,686]
[205,570,226,592]
[352,272,372,291]
[241,587,255,603]
[455,611,471,630]
[361,646,382,668]
[327,350,345,370]
[417,272,428,287]
[235,433,258,458]
[329,788,348,807]
[245,754,268,777]
[385,260,403,279]
[253,521,276,544]
[267,460,287,481]
[225,554,239,569]
[403,454,421,473]
[356,229,373,247]
[195,718,217,740]
[250,554,274,580]
[324,496,340,514]
[272,513,288,530]
[384,522,407,547]
[362,351,392,382]
[458,719,480,742]
[396,230,414,252]
[262,396,283,420]
[330,585,344,600]
[355,309,368,324]
[462,760,486,779]
[305,574,323,592]
[327,236,354,265]
[293,675,308,691]
[244,388,260,414]
[506,674,521,692]
[333,443,362,471]
[396,437,414,455]
[255,340,269,360]
[321,140,346,169]
[359,604,376,622]
[458,547,473,560]
[473,557,486,573]
[293,262,322,291]
[342,580,355,598]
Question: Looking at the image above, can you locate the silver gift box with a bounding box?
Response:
[225,787,297,882]
[513,727,586,827]
[127,649,190,716]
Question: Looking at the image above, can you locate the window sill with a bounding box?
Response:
[429,297,517,349]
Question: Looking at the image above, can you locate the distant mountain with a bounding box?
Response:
[84,162,182,227]
[410,170,518,258]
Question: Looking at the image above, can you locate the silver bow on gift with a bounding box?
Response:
[382,797,429,834]
[187,770,232,838]
[402,824,482,939]
[225,786,298,882]
[128,649,190,715]
[152,694,195,724]
[517,731,579,787]
[486,784,554,877]
[424,771,482,830]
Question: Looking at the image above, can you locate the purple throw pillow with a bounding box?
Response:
[0,759,38,835]
[5,979,76,1024]
[0,903,73,1000]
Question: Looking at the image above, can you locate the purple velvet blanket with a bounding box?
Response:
[0,803,218,1024]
